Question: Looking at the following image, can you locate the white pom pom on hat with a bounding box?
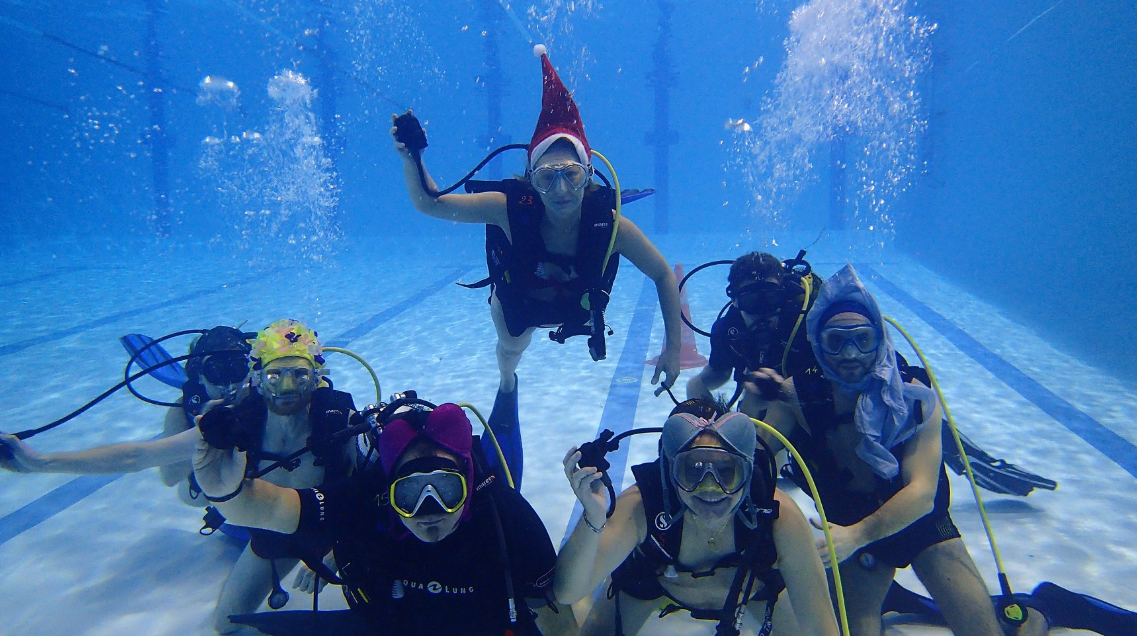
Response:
[533,43,547,58]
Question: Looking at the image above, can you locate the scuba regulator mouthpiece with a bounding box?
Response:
[393,111,429,154]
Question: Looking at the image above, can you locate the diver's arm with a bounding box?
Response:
[0,427,199,475]
[686,364,732,401]
[390,119,508,226]
[192,436,301,533]
[755,379,801,455]
[159,404,194,486]
[532,601,580,636]
[770,489,840,636]
[842,386,943,548]
[614,217,681,388]
[555,471,646,605]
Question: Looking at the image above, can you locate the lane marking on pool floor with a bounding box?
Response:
[562,277,658,547]
[0,265,90,290]
[0,268,472,548]
[858,263,1137,481]
[0,272,270,358]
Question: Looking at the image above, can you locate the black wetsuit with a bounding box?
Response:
[294,477,557,635]
[707,271,823,385]
[786,364,960,569]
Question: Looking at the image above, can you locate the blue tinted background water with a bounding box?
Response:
[1,0,1135,634]
[2,0,1132,378]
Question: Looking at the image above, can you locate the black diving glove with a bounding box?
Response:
[393,110,429,153]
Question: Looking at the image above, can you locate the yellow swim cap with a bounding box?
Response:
[248,319,325,370]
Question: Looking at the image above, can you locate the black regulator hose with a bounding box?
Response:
[123,328,208,408]
[8,348,244,442]
[393,110,527,198]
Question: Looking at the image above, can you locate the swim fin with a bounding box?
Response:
[481,375,523,490]
[230,610,369,635]
[120,333,187,389]
[942,427,1057,497]
[1032,581,1137,636]
[882,582,945,622]
[619,188,655,204]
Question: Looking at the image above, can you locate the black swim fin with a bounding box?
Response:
[882,582,945,622]
[1032,581,1137,636]
[120,333,187,389]
[942,427,1057,496]
[481,375,523,490]
[619,188,655,204]
[230,610,369,635]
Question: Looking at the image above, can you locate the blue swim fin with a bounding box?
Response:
[481,375,523,490]
[120,333,187,389]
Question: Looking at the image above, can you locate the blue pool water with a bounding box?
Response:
[1,1,1134,634]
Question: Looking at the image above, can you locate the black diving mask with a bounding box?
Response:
[729,280,783,317]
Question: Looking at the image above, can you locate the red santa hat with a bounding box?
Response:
[528,44,591,170]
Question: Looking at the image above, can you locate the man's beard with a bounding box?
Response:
[266,392,310,415]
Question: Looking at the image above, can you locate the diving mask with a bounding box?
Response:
[729,280,783,317]
[389,457,469,518]
[259,365,320,395]
[530,161,591,194]
[818,324,881,356]
[672,446,752,495]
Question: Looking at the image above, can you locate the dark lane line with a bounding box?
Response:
[562,278,658,546]
[0,268,472,547]
[859,263,1137,481]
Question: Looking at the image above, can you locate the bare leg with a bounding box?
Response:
[212,545,298,634]
[582,590,655,636]
[833,559,896,636]
[911,538,1003,636]
[490,292,534,393]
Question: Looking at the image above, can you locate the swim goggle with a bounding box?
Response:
[201,352,250,386]
[728,280,783,317]
[671,446,752,495]
[818,324,881,356]
[529,161,592,195]
[259,365,321,394]
[389,457,469,518]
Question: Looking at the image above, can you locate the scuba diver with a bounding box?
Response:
[0,320,358,634]
[684,250,1056,498]
[193,395,577,636]
[759,264,1047,635]
[0,325,252,506]
[391,44,682,489]
[556,398,838,636]
[191,319,360,634]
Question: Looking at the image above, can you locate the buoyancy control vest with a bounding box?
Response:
[610,458,783,632]
[462,179,620,341]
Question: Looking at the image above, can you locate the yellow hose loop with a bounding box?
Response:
[457,402,516,490]
[590,149,622,278]
[880,316,1011,584]
[750,417,851,636]
[781,274,812,377]
[322,347,382,404]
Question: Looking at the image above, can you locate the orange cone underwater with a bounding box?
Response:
[648,263,708,369]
